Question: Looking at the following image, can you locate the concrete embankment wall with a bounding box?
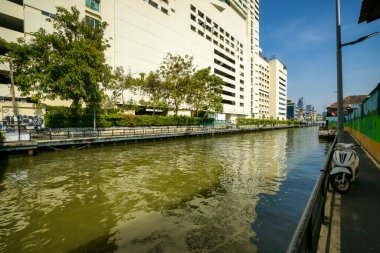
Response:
[1,125,301,157]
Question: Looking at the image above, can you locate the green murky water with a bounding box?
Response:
[0,127,329,252]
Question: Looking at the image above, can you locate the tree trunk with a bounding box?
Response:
[71,99,81,117]
[175,103,179,116]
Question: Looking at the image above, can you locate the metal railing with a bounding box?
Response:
[286,136,337,253]
[26,125,232,140]
[0,124,292,142]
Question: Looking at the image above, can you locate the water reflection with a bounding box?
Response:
[0,127,327,252]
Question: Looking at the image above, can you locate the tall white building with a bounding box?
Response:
[114,0,261,122]
[1,0,288,122]
[252,49,270,119]
[269,58,288,120]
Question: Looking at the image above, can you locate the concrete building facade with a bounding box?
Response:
[1,0,289,122]
[269,58,287,120]
[252,50,270,119]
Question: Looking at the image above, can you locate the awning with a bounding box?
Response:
[359,0,380,23]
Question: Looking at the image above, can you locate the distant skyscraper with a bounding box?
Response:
[306,104,314,112]
[297,97,304,110]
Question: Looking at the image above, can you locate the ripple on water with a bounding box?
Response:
[0,127,329,252]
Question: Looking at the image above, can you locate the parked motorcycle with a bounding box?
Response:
[330,143,360,193]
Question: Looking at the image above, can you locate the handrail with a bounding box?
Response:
[287,135,337,253]
[21,124,296,142]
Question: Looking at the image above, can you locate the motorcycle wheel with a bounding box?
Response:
[330,173,351,193]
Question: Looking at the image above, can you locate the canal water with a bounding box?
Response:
[0,126,331,253]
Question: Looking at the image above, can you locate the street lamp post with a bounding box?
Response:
[335,0,378,143]
[335,0,344,143]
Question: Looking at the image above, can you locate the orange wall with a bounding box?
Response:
[345,127,380,164]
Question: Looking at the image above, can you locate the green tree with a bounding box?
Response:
[109,66,140,106]
[187,67,223,117]
[12,6,112,116]
[204,70,224,116]
[140,71,168,115]
[158,53,195,116]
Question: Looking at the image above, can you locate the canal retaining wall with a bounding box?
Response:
[0,124,301,156]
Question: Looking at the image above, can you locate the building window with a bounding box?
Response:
[223,90,235,97]
[223,82,235,89]
[222,99,236,105]
[214,49,235,64]
[41,11,56,19]
[86,0,100,12]
[0,13,24,33]
[214,59,235,72]
[85,15,100,28]
[161,7,168,15]
[214,68,235,81]
[148,0,158,8]
[8,0,23,6]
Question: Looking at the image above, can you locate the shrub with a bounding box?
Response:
[0,131,5,143]
[236,118,301,126]
[44,106,208,128]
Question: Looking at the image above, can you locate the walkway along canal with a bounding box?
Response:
[0,126,332,252]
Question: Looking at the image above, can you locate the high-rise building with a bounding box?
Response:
[1,0,287,122]
[114,0,261,122]
[305,104,314,112]
[269,57,287,120]
[252,49,270,119]
[287,99,295,120]
[297,97,304,111]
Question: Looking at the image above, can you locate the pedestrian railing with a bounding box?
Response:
[286,136,337,253]
[0,124,298,142]
[27,125,232,140]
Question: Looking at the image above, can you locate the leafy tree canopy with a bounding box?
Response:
[187,67,223,117]
[108,66,141,106]
[140,71,168,114]
[11,6,112,115]
[159,53,195,115]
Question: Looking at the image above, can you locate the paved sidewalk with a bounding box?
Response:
[320,132,380,252]
[340,133,380,253]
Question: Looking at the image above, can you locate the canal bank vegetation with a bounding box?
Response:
[0,6,112,117]
[107,54,224,118]
[237,118,302,126]
[44,106,214,128]
[0,131,5,143]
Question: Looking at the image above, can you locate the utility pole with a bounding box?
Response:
[335,0,344,143]
[335,0,378,143]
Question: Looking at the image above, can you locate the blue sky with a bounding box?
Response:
[260,0,380,112]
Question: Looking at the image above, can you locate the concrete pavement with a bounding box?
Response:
[318,132,380,253]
